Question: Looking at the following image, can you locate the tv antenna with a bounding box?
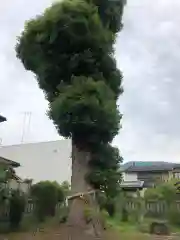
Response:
[21,111,32,143]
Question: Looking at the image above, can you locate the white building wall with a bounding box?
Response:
[3,179,31,194]
[18,181,31,194]
[8,179,19,190]
[0,140,72,184]
[122,172,138,181]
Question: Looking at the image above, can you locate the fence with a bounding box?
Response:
[125,200,180,218]
[0,200,62,221]
[3,199,180,220]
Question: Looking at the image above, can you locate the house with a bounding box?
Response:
[0,114,31,194]
[121,161,180,185]
[0,155,20,182]
[120,161,180,197]
[0,156,31,194]
[0,140,72,184]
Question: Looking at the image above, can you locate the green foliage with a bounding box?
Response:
[88,144,122,198]
[49,77,120,143]
[30,181,65,221]
[83,205,109,229]
[16,0,125,203]
[100,209,109,229]
[103,198,116,217]
[97,191,116,217]
[16,0,115,101]
[0,167,18,209]
[0,166,16,184]
[90,0,126,34]
[9,190,26,230]
[121,207,128,222]
[59,205,69,223]
[144,180,179,204]
[84,206,94,223]
[60,181,70,196]
[144,188,163,201]
[168,204,180,226]
[88,145,122,213]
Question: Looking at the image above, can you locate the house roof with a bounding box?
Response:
[0,115,6,123]
[0,156,20,168]
[121,161,180,173]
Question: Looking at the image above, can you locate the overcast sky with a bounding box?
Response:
[0,0,180,163]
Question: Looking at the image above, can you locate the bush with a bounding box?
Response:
[9,190,26,230]
[121,207,128,222]
[30,181,66,221]
[100,209,109,229]
[138,222,149,233]
[97,192,116,217]
[104,198,115,217]
[168,205,180,226]
[144,179,179,204]
[59,206,68,223]
[144,188,163,201]
[84,206,94,224]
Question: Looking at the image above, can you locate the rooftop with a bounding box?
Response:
[0,156,20,168]
[121,161,180,173]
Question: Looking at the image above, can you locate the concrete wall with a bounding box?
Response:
[0,140,72,184]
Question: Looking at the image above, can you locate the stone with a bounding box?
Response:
[150,221,170,236]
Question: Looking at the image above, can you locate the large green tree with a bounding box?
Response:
[16,0,125,234]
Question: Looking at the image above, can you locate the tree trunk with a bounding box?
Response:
[67,143,103,236]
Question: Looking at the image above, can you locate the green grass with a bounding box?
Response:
[107,217,138,232]
[106,216,180,239]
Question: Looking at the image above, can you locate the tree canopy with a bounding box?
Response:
[16,0,125,203]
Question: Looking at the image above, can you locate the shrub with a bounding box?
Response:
[9,190,25,230]
[104,200,115,217]
[138,222,149,233]
[83,206,109,229]
[144,179,179,204]
[121,207,128,222]
[168,204,180,226]
[144,188,163,201]
[59,206,69,223]
[30,181,66,221]
[100,210,109,229]
[84,206,93,224]
[97,192,116,217]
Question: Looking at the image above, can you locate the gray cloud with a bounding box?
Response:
[115,0,180,162]
[0,0,180,163]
